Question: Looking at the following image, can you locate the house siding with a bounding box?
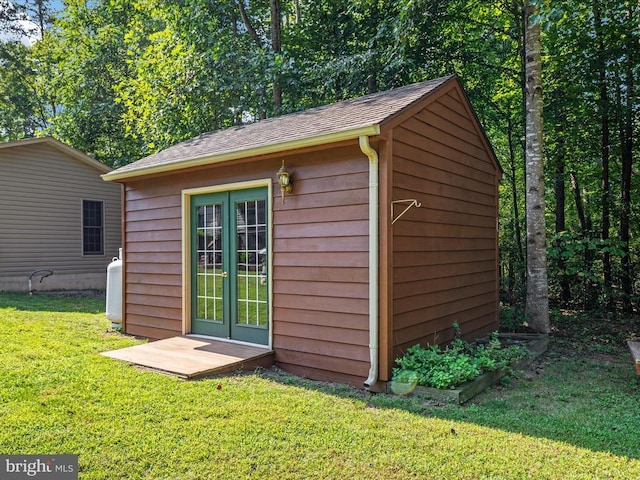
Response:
[122,145,372,384]
[0,142,121,291]
[390,85,499,361]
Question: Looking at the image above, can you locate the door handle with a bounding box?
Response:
[220,272,229,278]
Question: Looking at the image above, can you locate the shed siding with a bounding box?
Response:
[0,143,121,290]
[124,181,185,339]
[391,87,499,359]
[122,146,371,384]
[109,77,503,389]
[272,151,370,384]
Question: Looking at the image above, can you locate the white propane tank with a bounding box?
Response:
[106,248,123,329]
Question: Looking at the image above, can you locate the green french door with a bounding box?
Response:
[191,188,269,345]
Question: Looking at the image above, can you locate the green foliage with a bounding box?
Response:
[0,42,44,140]
[499,303,531,333]
[113,0,260,152]
[2,0,639,318]
[547,231,628,308]
[549,234,627,264]
[36,0,146,167]
[393,333,527,389]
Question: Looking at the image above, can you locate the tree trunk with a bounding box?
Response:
[553,131,570,303]
[33,0,47,40]
[270,0,282,112]
[524,3,550,333]
[367,74,377,94]
[619,27,634,312]
[571,171,597,307]
[238,1,261,45]
[594,0,612,305]
[570,172,590,235]
[507,114,524,301]
[507,116,524,265]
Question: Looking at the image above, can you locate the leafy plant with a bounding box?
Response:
[547,232,628,309]
[393,333,527,389]
[499,303,533,333]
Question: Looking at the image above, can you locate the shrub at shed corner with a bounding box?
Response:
[393,333,526,390]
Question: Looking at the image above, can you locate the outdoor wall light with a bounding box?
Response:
[276,160,293,204]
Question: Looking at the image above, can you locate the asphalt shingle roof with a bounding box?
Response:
[107,76,453,179]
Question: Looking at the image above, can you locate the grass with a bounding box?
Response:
[196,268,268,326]
[1,292,640,479]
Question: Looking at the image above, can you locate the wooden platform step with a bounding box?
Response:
[102,336,274,379]
[627,340,640,375]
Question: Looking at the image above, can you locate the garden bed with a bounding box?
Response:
[389,333,549,404]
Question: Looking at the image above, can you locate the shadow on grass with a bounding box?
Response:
[7,290,638,462]
[0,291,106,313]
[258,339,640,461]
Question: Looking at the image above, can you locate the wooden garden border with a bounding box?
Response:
[391,333,549,404]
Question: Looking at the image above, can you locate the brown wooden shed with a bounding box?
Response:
[103,75,501,390]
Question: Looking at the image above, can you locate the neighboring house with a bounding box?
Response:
[0,137,122,292]
[103,75,502,390]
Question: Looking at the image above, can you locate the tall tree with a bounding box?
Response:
[17,0,54,39]
[40,0,145,166]
[0,0,55,140]
[618,17,635,311]
[270,0,283,111]
[0,42,41,139]
[0,0,35,41]
[594,0,613,304]
[524,0,550,332]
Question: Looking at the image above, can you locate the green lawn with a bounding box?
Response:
[196,268,268,326]
[1,292,639,479]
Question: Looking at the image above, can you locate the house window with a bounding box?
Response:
[82,200,104,255]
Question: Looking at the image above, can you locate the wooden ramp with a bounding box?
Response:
[101,336,274,379]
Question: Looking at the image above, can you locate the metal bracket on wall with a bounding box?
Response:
[391,199,422,224]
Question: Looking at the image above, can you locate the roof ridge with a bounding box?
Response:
[0,136,112,173]
[105,76,455,181]
[178,75,454,143]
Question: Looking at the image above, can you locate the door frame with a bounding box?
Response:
[181,179,273,348]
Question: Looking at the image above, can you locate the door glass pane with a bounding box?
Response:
[196,204,224,322]
[236,199,267,327]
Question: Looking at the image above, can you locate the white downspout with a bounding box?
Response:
[359,135,379,389]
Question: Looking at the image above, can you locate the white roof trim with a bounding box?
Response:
[103,124,380,182]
